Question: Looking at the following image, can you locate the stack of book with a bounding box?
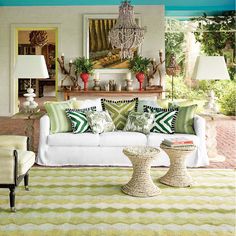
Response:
[162,137,194,147]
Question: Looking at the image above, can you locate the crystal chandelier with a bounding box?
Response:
[108,0,145,59]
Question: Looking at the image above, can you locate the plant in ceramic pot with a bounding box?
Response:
[74,57,94,91]
[128,55,151,91]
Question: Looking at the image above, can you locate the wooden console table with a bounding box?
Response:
[62,89,166,100]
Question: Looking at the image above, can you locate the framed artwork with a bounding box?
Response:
[83,14,141,70]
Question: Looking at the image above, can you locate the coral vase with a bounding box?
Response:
[80,73,89,91]
[135,72,145,91]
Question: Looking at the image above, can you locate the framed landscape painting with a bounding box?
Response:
[83,14,141,70]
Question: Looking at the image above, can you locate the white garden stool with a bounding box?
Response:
[122,146,161,197]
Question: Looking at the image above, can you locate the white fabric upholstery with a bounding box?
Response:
[0,149,35,184]
[99,131,147,147]
[17,150,35,176]
[0,135,27,150]
[48,133,100,146]
[0,149,15,184]
[37,114,209,167]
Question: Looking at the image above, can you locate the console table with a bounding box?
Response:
[62,89,166,100]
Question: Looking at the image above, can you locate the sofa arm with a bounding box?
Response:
[194,115,206,141]
[0,149,15,184]
[0,135,28,151]
[39,115,50,145]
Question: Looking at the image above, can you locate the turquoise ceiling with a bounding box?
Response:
[0,0,235,16]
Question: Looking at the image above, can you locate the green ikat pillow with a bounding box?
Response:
[123,111,155,134]
[144,105,178,134]
[101,98,138,130]
[44,99,75,134]
[65,107,96,134]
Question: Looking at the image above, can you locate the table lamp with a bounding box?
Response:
[15,55,49,113]
[192,56,230,113]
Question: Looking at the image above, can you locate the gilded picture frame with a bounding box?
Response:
[83,14,142,71]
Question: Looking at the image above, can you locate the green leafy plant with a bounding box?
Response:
[73,57,94,74]
[128,55,151,74]
[191,11,236,80]
[218,82,236,115]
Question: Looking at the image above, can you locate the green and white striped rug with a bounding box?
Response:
[0,168,235,236]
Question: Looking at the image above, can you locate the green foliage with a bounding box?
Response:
[218,82,236,115]
[74,57,94,74]
[128,55,151,74]
[165,75,206,100]
[192,11,236,80]
[166,75,236,115]
[165,32,185,74]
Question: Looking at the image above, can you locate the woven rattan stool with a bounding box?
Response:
[121,146,161,197]
[159,144,196,187]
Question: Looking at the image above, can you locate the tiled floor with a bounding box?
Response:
[0,97,235,168]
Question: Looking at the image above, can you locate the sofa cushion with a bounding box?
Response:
[101,98,138,130]
[144,106,178,134]
[169,104,197,134]
[100,131,147,147]
[86,111,115,134]
[123,111,155,134]
[65,107,96,134]
[48,133,100,146]
[147,133,199,147]
[44,99,75,134]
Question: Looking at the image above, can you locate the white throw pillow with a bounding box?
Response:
[73,98,103,111]
[137,99,161,112]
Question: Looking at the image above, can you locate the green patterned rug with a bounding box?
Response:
[0,168,235,236]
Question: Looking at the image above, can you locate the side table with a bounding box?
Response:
[200,113,225,162]
[11,111,45,151]
[122,146,161,197]
[159,144,196,187]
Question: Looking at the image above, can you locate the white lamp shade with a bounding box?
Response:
[192,56,230,80]
[15,55,49,79]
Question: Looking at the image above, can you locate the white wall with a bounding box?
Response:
[0,5,165,116]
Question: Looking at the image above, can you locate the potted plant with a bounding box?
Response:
[74,57,94,91]
[128,55,151,91]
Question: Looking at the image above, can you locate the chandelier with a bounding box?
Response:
[108,0,145,59]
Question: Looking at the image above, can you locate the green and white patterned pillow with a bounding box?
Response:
[86,110,115,134]
[44,99,75,134]
[101,98,138,130]
[144,105,178,134]
[65,107,96,134]
[123,111,155,134]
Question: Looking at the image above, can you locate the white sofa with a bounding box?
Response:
[36,114,209,167]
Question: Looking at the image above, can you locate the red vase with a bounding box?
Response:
[80,73,89,91]
[135,72,145,91]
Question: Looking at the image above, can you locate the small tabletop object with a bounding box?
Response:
[12,111,45,151]
[121,146,161,197]
[159,144,196,187]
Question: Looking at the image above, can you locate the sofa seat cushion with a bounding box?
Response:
[17,150,35,176]
[147,133,199,147]
[48,133,100,146]
[100,131,147,147]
